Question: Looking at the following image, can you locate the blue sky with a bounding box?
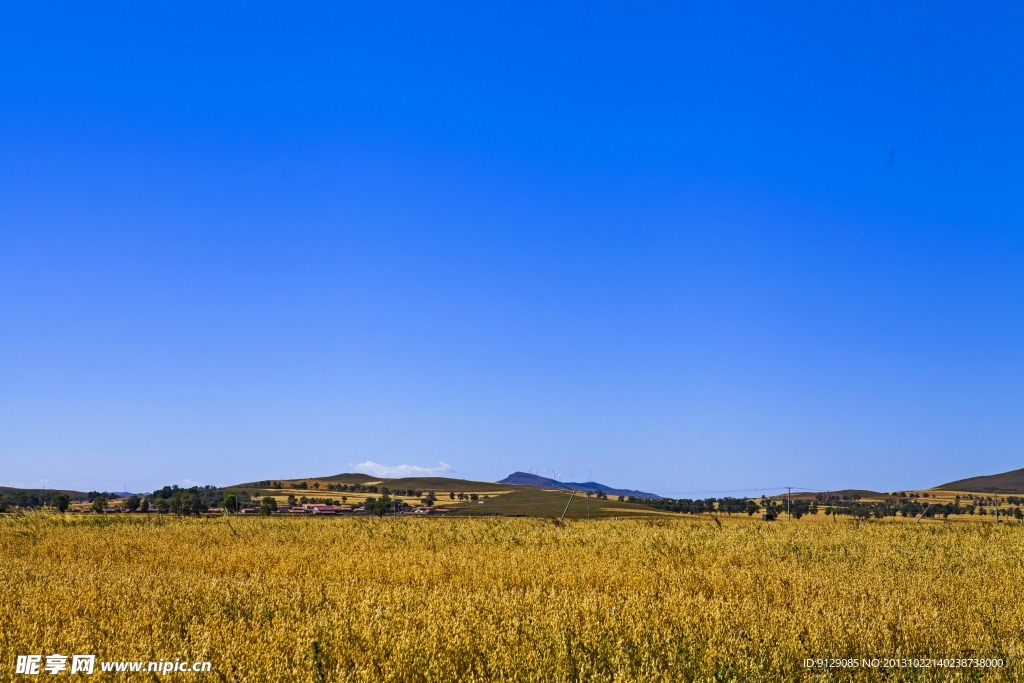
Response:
[2,2,1021,494]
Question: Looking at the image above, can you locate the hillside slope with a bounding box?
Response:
[0,486,88,499]
[934,467,1024,493]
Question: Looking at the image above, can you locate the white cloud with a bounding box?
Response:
[179,478,203,488]
[351,461,453,479]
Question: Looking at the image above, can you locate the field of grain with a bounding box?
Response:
[2,515,1022,682]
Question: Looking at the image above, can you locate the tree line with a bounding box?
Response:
[0,491,74,513]
[622,493,1024,521]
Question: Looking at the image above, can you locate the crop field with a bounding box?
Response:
[2,514,1022,682]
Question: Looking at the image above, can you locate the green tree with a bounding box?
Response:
[259,497,278,515]
[140,498,150,513]
[90,497,107,514]
[222,493,238,513]
[126,495,141,512]
[287,494,298,507]
[52,493,71,513]
[170,492,190,516]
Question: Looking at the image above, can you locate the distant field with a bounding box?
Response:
[443,487,669,518]
[230,475,513,495]
[3,514,1022,681]
[222,475,662,519]
[376,476,512,493]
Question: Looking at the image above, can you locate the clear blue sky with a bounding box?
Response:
[2,2,1021,495]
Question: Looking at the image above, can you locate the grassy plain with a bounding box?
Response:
[2,514,1022,682]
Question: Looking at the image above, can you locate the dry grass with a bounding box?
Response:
[1,514,1021,681]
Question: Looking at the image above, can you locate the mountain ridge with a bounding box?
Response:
[498,471,662,500]
[934,467,1024,493]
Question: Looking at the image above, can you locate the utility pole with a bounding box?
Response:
[917,503,931,523]
[587,470,592,520]
[787,487,792,521]
[560,490,576,521]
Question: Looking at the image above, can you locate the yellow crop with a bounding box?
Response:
[1,515,1021,681]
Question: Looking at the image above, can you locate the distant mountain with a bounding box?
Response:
[498,472,662,500]
[498,472,572,490]
[934,467,1024,493]
[0,486,88,499]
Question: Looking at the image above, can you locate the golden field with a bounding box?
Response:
[2,514,1022,682]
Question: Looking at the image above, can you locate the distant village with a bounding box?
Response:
[237,502,454,516]
[0,479,505,517]
[57,497,460,516]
